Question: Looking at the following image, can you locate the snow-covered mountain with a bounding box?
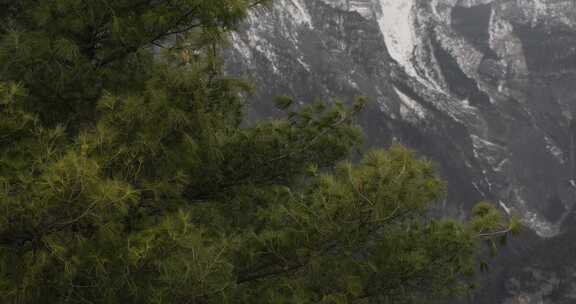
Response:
[226,0,576,302]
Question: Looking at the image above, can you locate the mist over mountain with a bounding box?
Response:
[226,0,576,302]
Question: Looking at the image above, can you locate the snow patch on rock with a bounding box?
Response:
[394,86,426,122]
[470,134,507,170]
[472,182,487,198]
[544,136,565,164]
[489,9,528,79]
[320,0,376,18]
[377,0,418,77]
[230,32,253,65]
[283,0,313,28]
[499,200,512,215]
[511,189,558,238]
[471,135,501,150]
[525,211,557,238]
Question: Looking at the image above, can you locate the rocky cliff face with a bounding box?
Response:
[226,0,576,302]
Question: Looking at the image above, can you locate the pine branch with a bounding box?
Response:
[476,227,512,238]
[96,6,202,68]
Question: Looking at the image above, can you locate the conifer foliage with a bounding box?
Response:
[0,1,519,303]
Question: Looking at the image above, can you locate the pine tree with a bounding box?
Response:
[0,1,520,303]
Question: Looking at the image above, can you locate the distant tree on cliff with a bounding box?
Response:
[0,1,519,303]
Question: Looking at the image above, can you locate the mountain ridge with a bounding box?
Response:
[226,1,576,301]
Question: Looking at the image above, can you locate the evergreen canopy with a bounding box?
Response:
[0,0,520,303]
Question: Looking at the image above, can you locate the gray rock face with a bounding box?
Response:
[226,0,576,302]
